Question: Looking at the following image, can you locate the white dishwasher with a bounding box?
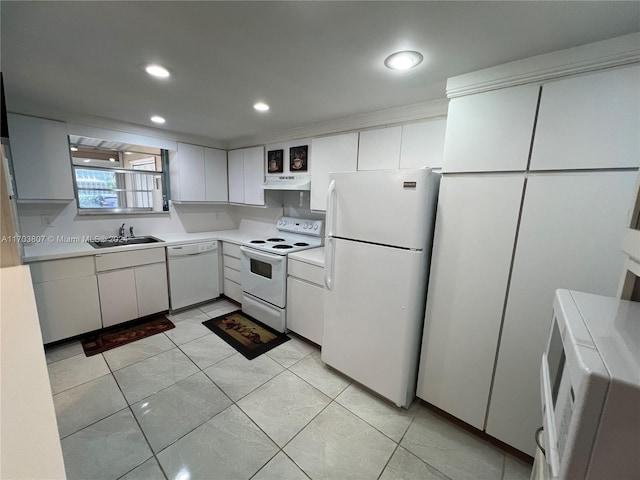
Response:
[167,242,220,310]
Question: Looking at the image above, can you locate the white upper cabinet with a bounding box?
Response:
[530,65,640,170]
[170,142,228,202]
[170,142,205,201]
[310,132,358,211]
[442,84,539,173]
[243,146,265,205]
[227,149,244,204]
[227,146,265,206]
[204,148,228,202]
[7,113,75,201]
[399,118,447,169]
[357,125,402,171]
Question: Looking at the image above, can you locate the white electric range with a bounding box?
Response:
[240,216,324,332]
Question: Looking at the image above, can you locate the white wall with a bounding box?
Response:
[17,191,320,240]
[17,202,238,238]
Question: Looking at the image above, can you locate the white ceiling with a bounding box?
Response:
[1,1,639,148]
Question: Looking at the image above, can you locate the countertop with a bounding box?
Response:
[288,247,325,267]
[0,265,66,479]
[21,225,279,263]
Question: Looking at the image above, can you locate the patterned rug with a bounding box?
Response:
[81,315,175,356]
[202,310,290,360]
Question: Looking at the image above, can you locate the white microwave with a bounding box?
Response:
[539,289,640,479]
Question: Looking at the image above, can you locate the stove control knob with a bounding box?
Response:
[304,222,309,229]
[313,225,318,230]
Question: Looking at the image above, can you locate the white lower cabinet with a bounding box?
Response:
[222,242,242,303]
[135,263,169,317]
[98,269,138,328]
[32,276,102,343]
[286,257,324,345]
[30,257,102,343]
[96,247,169,327]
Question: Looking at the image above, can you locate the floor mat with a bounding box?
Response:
[202,310,290,360]
[81,315,175,356]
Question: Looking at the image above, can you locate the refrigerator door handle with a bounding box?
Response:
[326,179,336,237]
[325,237,334,290]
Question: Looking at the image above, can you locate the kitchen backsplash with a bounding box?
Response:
[281,191,325,221]
[15,197,318,239]
[17,202,255,238]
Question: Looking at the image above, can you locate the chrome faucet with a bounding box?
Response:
[129,226,135,238]
[119,223,126,239]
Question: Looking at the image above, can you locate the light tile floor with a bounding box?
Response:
[46,298,532,480]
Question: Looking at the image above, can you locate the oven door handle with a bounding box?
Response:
[240,245,285,264]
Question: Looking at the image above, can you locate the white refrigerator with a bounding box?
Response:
[322,168,439,407]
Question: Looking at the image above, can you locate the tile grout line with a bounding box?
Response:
[53,308,439,480]
[235,350,322,477]
[106,353,172,480]
[109,316,308,477]
[376,442,400,480]
[48,301,239,478]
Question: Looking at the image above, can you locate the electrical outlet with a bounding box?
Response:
[41,215,54,226]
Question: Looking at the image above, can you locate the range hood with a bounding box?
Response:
[262,174,311,191]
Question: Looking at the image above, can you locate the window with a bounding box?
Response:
[69,135,168,214]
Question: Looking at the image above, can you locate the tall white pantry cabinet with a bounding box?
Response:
[417,62,640,456]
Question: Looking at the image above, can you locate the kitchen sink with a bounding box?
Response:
[88,236,164,249]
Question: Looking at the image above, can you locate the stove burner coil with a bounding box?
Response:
[250,240,266,244]
[267,238,286,242]
[273,244,293,249]
[293,242,309,247]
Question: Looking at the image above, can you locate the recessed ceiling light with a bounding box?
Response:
[384,51,423,71]
[109,157,116,162]
[144,64,171,78]
[124,151,132,155]
[70,146,78,152]
[253,102,270,112]
[83,159,90,163]
[150,115,166,124]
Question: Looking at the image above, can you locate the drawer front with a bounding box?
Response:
[30,256,96,283]
[223,278,242,303]
[222,242,241,258]
[224,265,241,284]
[223,255,241,271]
[288,259,324,286]
[95,247,166,272]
